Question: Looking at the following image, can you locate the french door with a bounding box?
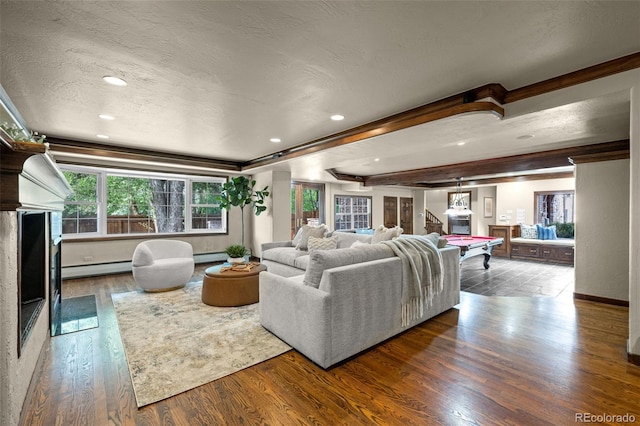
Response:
[291,182,325,239]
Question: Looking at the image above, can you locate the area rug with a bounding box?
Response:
[111,281,291,407]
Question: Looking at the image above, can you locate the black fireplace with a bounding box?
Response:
[18,211,47,355]
[50,211,62,336]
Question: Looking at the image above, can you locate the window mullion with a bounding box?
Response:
[185,178,193,232]
[98,171,107,236]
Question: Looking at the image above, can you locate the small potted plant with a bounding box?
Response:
[225,244,248,264]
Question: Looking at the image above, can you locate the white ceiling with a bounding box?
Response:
[1,1,639,183]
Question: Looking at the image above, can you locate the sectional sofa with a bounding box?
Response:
[259,231,461,368]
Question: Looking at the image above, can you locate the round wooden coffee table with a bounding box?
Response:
[201,263,267,307]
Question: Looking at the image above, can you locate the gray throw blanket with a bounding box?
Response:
[382,236,443,327]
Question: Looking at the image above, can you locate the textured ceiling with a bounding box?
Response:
[1,1,639,183]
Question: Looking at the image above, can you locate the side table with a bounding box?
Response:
[201,263,267,307]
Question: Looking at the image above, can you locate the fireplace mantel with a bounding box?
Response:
[1,137,71,211]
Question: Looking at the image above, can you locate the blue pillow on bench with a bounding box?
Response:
[536,224,557,240]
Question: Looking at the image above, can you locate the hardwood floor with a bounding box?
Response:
[20,264,640,425]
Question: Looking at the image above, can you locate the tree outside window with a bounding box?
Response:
[61,166,225,237]
[534,190,575,238]
[191,181,224,230]
[62,171,99,234]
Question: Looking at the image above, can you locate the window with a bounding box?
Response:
[534,191,575,225]
[534,190,575,238]
[62,170,99,234]
[334,195,372,230]
[191,180,224,231]
[61,165,226,238]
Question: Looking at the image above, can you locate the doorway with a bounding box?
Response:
[383,197,398,228]
[291,182,325,238]
[400,197,413,234]
[383,196,398,228]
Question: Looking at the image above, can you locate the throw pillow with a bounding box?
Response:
[292,226,305,246]
[371,225,403,244]
[536,224,558,240]
[520,223,538,239]
[307,235,338,253]
[295,224,328,251]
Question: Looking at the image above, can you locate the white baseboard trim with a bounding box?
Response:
[62,252,227,279]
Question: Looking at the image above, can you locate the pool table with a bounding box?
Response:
[442,235,504,269]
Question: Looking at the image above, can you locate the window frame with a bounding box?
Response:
[334,195,372,231]
[188,179,226,233]
[534,190,575,225]
[61,167,102,237]
[60,164,228,239]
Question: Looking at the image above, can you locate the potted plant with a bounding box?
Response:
[224,244,249,264]
[216,175,270,254]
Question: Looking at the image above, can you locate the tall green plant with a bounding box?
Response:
[216,176,269,247]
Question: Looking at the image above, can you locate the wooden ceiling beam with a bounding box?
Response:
[422,171,576,188]
[505,52,640,104]
[362,140,629,187]
[242,84,506,170]
[47,137,242,172]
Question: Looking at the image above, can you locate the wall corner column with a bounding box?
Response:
[629,81,640,359]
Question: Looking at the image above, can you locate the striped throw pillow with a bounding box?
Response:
[307,235,338,253]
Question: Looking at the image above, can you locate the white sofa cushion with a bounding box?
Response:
[333,232,372,248]
[511,237,574,246]
[303,244,395,288]
[262,247,308,268]
[294,255,311,270]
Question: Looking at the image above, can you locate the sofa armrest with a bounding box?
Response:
[318,257,404,366]
[261,240,294,253]
[259,271,331,367]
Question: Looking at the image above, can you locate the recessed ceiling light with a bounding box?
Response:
[457,142,466,146]
[99,114,115,120]
[270,138,281,143]
[330,114,344,121]
[517,134,534,140]
[96,134,109,139]
[374,158,380,162]
[102,76,128,86]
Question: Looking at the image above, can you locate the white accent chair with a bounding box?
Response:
[132,240,195,292]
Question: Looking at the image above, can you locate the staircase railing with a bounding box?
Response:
[425,209,444,234]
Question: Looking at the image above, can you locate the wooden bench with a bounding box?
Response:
[510,237,574,265]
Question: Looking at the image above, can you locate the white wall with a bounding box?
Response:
[62,207,246,267]
[474,186,497,236]
[413,189,427,235]
[495,178,575,226]
[423,178,574,236]
[251,170,291,257]
[574,159,630,301]
[324,183,415,232]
